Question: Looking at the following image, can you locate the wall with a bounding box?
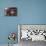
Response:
[0,0,46,44]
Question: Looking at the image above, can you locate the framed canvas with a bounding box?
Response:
[5,7,17,16]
